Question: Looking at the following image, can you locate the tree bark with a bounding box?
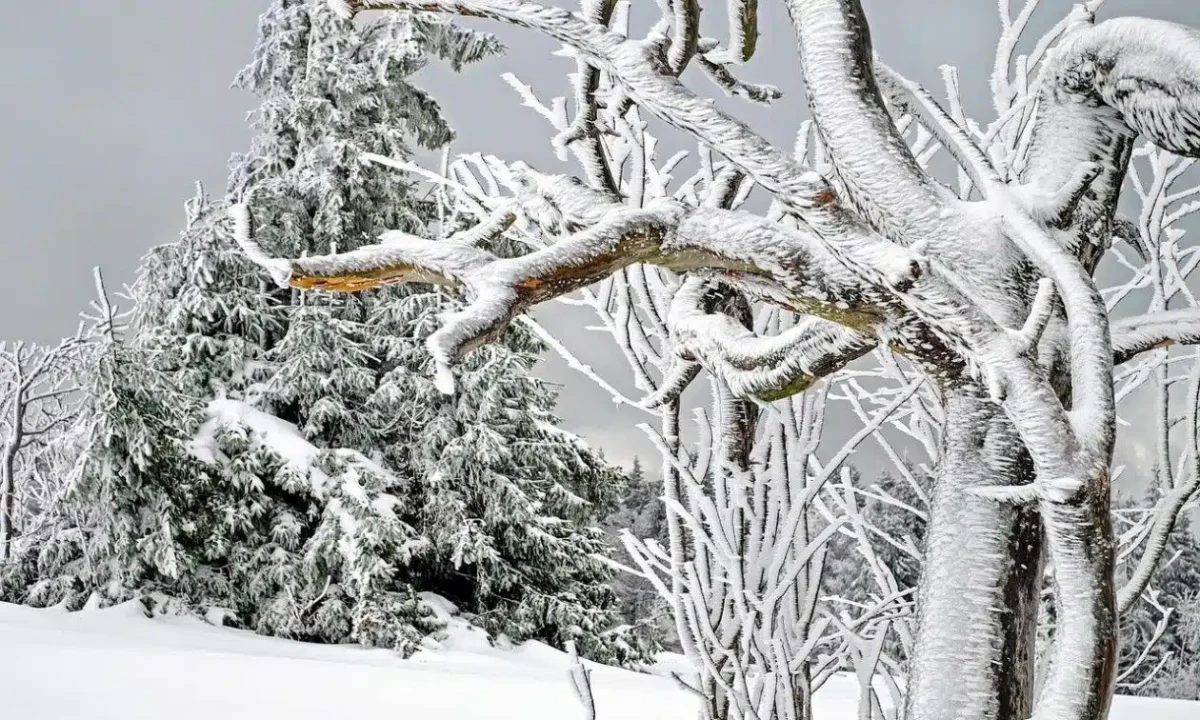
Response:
[0,446,18,562]
[905,390,1042,720]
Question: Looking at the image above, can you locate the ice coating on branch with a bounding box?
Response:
[1011,277,1059,354]
[711,0,757,65]
[638,354,700,408]
[1019,162,1104,227]
[667,277,876,400]
[1111,308,1200,365]
[969,474,1085,505]
[1027,16,1200,215]
[1073,19,1200,157]
[787,0,949,246]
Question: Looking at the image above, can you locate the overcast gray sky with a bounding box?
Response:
[3,0,1198,473]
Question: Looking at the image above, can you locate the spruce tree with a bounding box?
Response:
[1116,490,1200,697]
[8,0,641,663]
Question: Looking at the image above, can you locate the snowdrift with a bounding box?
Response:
[0,598,1193,720]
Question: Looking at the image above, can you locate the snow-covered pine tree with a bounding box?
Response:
[219,0,634,660]
[382,294,636,662]
[9,0,637,662]
[372,188,642,660]
[607,458,667,546]
[1115,490,1200,697]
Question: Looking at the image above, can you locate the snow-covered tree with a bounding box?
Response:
[7,0,638,663]
[211,0,633,659]
[233,1,1200,718]
[0,270,215,609]
[0,335,90,563]
[1140,593,1200,700]
[821,465,928,661]
[1115,491,1200,697]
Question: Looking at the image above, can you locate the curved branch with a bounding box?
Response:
[1083,20,1200,158]
[555,0,619,193]
[715,0,758,65]
[785,0,946,244]
[640,355,701,409]
[1117,360,1200,613]
[1117,486,1199,614]
[1026,17,1200,232]
[665,0,699,74]
[1112,309,1200,365]
[231,176,921,394]
[695,54,782,104]
[667,277,877,401]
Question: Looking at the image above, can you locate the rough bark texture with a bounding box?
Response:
[906,393,1042,720]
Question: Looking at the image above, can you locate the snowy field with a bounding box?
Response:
[0,599,1194,720]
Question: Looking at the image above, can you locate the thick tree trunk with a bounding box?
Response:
[1036,471,1117,720]
[905,390,1042,720]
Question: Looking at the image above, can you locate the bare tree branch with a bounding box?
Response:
[232,174,921,393]
[668,277,876,401]
[1112,309,1200,365]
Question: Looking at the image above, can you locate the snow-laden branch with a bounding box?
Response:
[664,0,699,74]
[872,52,1115,462]
[232,170,922,394]
[329,0,839,216]
[784,0,947,246]
[667,277,876,401]
[1111,308,1200,365]
[555,0,618,192]
[714,0,758,65]
[1025,16,1200,231]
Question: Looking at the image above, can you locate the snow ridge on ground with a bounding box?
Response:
[0,598,1194,720]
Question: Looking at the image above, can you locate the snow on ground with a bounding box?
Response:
[0,598,1194,720]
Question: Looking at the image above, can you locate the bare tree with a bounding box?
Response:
[233,1,1200,719]
[0,269,121,564]
[0,336,87,562]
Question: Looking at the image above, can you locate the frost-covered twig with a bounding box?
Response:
[1111,309,1200,366]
